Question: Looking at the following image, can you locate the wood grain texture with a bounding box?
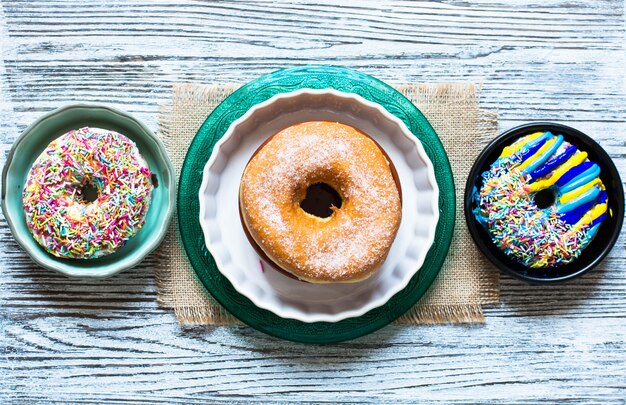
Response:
[1,0,625,403]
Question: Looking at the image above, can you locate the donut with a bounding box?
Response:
[22,127,153,259]
[239,121,402,283]
[473,131,608,268]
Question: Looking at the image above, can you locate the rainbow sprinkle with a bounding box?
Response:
[473,132,607,268]
[22,127,153,259]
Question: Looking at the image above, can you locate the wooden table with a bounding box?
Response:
[1,1,625,403]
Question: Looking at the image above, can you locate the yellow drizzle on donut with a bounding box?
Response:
[559,178,602,205]
[528,151,588,192]
[572,202,608,230]
[518,135,561,172]
[499,131,544,158]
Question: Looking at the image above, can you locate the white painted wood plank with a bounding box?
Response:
[4,317,626,403]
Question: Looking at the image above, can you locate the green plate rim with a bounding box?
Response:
[178,65,455,343]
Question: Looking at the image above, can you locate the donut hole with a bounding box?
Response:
[299,182,342,218]
[534,188,557,209]
[79,182,99,203]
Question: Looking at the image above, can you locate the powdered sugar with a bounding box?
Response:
[240,121,402,281]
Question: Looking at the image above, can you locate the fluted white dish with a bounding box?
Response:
[199,89,439,323]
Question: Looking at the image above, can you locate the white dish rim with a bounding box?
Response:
[198,88,439,322]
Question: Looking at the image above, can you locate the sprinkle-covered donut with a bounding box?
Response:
[239,121,402,283]
[23,127,153,259]
[473,131,608,268]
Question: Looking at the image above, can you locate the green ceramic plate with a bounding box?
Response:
[1,104,176,278]
[178,66,455,343]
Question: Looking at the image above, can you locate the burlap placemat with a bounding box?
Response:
[157,82,499,325]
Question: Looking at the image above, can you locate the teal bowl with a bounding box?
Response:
[1,104,175,278]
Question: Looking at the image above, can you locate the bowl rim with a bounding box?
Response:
[1,103,176,279]
[198,87,440,322]
[464,121,625,283]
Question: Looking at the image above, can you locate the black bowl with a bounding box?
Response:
[464,122,624,283]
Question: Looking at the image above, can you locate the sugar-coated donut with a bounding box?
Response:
[239,121,402,283]
[23,127,153,259]
[473,131,608,268]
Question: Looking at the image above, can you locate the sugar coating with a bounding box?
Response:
[22,127,153,259]
[239,121,402,283]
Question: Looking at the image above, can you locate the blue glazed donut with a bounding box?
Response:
[473,131,608,268]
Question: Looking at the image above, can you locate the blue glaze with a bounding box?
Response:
[559,191,606,225]
[555,161,595,187]
[597,189,608,204]
[472,185,489,226]
[522,135,564,174]
[591,213,607,227]
[587,223,601,239]
[529,144,576,180]
[560,200,596,224]
[559,164,601,193]
[518,134,549,161]
[556,186,601,214]
[519,131,551,152]
[474,210,488,226]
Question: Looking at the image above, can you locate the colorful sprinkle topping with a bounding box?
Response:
[22,127,153,259]
[474,132,608,268]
